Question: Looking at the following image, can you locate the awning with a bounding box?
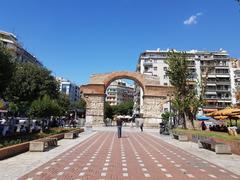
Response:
[196,116,211,121]
[203,109,218,112]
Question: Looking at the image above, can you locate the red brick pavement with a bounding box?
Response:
[19,131,240,180]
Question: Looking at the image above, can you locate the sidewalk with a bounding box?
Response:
[148,131,240,176]
[0,130,96,180]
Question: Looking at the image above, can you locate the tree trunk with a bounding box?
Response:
[183,112,187,129]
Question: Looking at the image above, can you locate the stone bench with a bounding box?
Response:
[29,138,58,152]
[172,133,179,140]
[172,133,188,142]
[198,139,231,154]
[64,129,81,139]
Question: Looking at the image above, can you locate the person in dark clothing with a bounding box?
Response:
[116,118,123,138]
[139,122,144,132]
[201,121,206,131]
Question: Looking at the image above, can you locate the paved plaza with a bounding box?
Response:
[1,128,240,180]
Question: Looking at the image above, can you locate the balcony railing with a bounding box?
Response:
[143,61,153,66]
[205,88,217,92]
[216,89,231,92]
[216,81,230,85]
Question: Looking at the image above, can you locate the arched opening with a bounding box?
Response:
[81,71,174,127]
[104,78,143,126]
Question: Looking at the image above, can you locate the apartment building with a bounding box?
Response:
[105,80,134,106]
[56,77,80,102]
[0,30,42,66]
[230,59,240,105]
[137,48,233,113]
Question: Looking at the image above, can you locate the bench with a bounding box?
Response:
[64,129,81,139]
[29,138,58,152]
[198,138,231,154]
[172,133,188,142]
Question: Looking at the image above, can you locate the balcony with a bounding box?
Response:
[203,95,217,99]
[215,74,230,78]
[143,61,153,67]
[206,82,216,86]
[143,71,153,76]
[215,64,229,68]
[200,63,215,67]
[216,81,230,85]
[216,88,231,92]
[202,73,216,78]
[205,88,217,92]
[213,56,229,59]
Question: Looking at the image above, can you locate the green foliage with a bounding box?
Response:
[161,111,171,124]
[8,102,19,116]
[0,44,15,97]
[70,98,86,110]
[104,102,114,119]
[57,93,70,115]
[29,95,60,119]
[113,100,134,116]
[173,128,240,141]
[166,51,190,94]
[4,62,59,114]
[0,127,80,148]
[166,51,203,129]
[104,100,134,118]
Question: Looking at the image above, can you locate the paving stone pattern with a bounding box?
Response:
[19,131,240,180]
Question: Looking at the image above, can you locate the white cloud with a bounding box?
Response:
[184,12,203,25]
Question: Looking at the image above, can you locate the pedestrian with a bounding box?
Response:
[201,121,206,131]
[140,121,144,132]
[116,117,123,138]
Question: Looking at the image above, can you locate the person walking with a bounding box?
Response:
[116,117,123,138]
[201,121,206,131]
[139,121,144,132]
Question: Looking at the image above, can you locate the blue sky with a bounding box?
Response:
[0,0,240,85]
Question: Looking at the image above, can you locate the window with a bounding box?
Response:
[154,67,157,71]
[164,83,168,86]
[164,108,168,112]
[164,75,167,79]
[163,67,167,71]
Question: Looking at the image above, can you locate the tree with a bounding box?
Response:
[112,100,134,116]
[8,102,19,117]
[161,111,171,125]
[0,99,4,109]
[70,98,86,110]
[166,51,203,129]
[29,95,61,131]
[57,93,70,116]
[0,44,15,97]
[104,102,114,119]
[5,62,59,115]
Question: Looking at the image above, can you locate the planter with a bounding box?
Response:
[174,131,240,155]
[0,133,65,160]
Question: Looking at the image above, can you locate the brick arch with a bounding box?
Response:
[80,71,174,127]
[103,72,145,92]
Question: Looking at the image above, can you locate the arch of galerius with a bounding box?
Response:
[80,71,174,127]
